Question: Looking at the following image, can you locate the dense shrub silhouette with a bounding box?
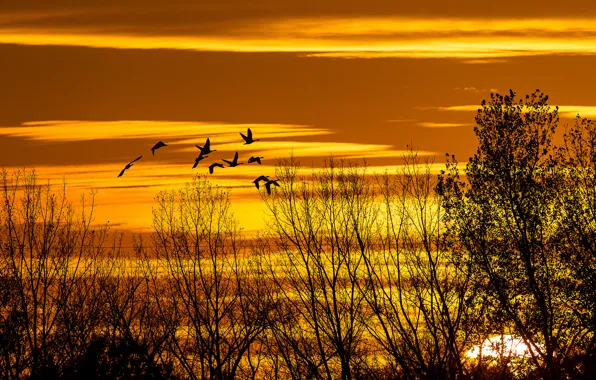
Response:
[60,337,175,380]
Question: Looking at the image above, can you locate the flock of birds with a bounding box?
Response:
[117,128,281,194]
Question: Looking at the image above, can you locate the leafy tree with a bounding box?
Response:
[438,90,581,378]
[554,116,596,377]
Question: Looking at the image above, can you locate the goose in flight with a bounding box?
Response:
[151,141,167,156]
[252,175,270,189]
[209,162,224,174]
[222,152,243,167]
[248,156,264,165]
[196,138,216,155]
[192,151,209,169]
[265,179,280,195]
[240,128,260,145]
[117,155,143,178]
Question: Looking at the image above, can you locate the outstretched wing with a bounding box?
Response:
[233,151,239,162]
[253,179,260,189]
[265,181,272,195]
[192,157,199,169]
[117,168,126,178]
[129,155,143,165]
[240,132,248,143]
[204,138,211,150]
[247,128,253,140]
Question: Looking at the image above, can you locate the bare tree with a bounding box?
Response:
[260,157,373,380]
[358,149,478,379]
[0,169,113,378]
[149,176,270,380]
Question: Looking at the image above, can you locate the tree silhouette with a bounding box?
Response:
[439,90,586,379]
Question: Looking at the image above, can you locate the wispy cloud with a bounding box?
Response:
[417,122,470,128]
[0,120,434,229]
[0,120,328,142]
[454,87,499,93]
[436,105,596,118]
[1,120,435,162]
[186,139,434,160]
[2,16,596,59]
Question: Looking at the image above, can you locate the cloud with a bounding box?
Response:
[461,59,508,64]
[0,120,330,142]
[462,87,479,93]
[436,105,596,118]
[0,120,438,166]
[454,87,500,93]
[436,105,482,112]
[183,140,435,160]
[2,15,596,59]
[417,122,470,128]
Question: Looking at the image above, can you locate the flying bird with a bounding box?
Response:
[248,156,264,165]
[209,163,224,174]
[240,128,260,145]
[265,179,280,195]
[222,152,243,167]
[196,138,216,155]
[192,151,209,169]
[117,155,143,178]
[151,141,167,156]
[252,175,270,189]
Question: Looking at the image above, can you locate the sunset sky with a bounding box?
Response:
[2,0,596,232]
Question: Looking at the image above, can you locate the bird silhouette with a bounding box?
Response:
[248,156,264,165]
[265,179,280,195]
[151,141,167,156]
[117,155,143,178]
[192,151,209,169]
[196,138,216,154]
[240,128,260,145]
[222,152,243,167]
[252,175,270,189]
[209,162,224,174]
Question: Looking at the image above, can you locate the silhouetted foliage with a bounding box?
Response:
[439,89,595,379]
[60,337,175,380]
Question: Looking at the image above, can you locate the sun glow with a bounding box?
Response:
[465,335,544,359]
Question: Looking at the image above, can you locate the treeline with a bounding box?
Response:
[0,90,595,379]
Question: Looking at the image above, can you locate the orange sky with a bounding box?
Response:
[1,0,596,232]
